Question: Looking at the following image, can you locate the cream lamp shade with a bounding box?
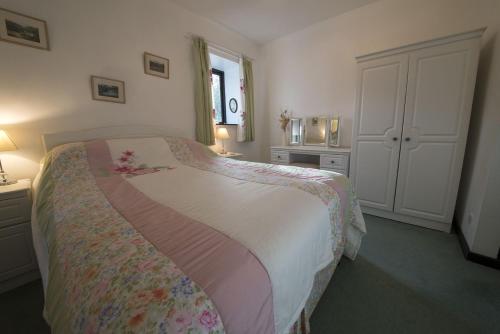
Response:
[0,130,17,185]
[0,130,16,152]
[216,127,230,140]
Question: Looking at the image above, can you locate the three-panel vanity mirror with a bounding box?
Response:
[289,116,341,147]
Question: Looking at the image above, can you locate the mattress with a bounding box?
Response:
[32,136,366,333]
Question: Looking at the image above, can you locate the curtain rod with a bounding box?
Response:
[184,33,255,62]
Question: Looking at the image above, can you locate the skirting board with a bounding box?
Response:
[361,206,452,232]
[456,225,500,270]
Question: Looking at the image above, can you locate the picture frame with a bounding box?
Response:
[91,76,126,104]
[143,52,169,79]
[0,8,49,50]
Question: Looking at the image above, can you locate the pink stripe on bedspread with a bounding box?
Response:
[86,140,275,334]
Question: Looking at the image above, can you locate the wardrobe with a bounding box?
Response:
[350,28,485,232]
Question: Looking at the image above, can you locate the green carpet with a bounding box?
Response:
[310,215,500,333]
[1,214,499,333]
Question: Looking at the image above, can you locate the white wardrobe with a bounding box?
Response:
[350,28,485,232]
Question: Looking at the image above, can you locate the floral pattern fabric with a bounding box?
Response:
[36,143,224,334]
[35,137,365,334]
[112,149,176,177]
[165,137,366,260]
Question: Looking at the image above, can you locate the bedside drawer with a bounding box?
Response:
[0,197,31,228]
[0,222,37,282]
[320,154,346,169]
[271,150,290,164]
[0,188,29,201]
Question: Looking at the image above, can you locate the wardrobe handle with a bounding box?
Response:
[331,160,335,164]
[392,137,398,141]
[405,137,411,142]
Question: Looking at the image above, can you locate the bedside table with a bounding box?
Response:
[217,152,244,160]
[0,179,39,293]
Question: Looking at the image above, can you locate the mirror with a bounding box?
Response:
[304,116,328,146]
[329,116,341,147]
[289,118,302,145]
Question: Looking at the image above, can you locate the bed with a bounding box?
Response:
[31,126,366,334]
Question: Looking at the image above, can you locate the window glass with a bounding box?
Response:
[211,71,223,124]
[210,52,240,125]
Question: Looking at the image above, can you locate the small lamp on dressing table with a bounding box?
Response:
[0,130,17,186]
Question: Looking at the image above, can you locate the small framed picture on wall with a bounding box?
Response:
[91,76,126,104]
[143,52,169,79]
[0,8,49,50]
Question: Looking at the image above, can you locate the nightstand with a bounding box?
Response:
[217,152,244,160]
[0,179,39,293]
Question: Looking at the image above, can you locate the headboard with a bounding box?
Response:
[42,125,171,152]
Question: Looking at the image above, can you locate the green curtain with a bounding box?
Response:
[193,37,215,145]
[242,58,255,142]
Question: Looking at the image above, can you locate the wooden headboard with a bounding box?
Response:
[42,125,170,152]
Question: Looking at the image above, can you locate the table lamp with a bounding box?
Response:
[0,130,17,186]
[216,127,230,154]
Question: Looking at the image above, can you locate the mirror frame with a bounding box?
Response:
[328,116,341,147]
[289,118,302,145]
[303,116,329,146]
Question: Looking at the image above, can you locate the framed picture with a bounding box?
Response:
[143,52,169,79]
[0,8,49,50]
[91,76,126,104]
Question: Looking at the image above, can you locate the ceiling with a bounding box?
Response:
[171,0,379,43]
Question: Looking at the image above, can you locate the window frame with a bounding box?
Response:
[211,68,228,125]
[212,68,238,126]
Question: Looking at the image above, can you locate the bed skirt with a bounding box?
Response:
[289,252,342,334]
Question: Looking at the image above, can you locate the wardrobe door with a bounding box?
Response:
[394,38,480,223]
[351,54,408,211]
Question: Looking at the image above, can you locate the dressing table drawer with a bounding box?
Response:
[271,150,290,164]
[320,154,346,169]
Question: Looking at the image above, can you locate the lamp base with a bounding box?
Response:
[0,172,16,186]
[0,179,17,186]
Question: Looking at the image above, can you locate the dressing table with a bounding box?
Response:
[270,146,350,176]
[271,116,350,175]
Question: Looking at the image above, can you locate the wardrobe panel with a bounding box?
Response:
[359,63,402,136]
[395,142,455,219]
[351,54,409,212]
[410,51,468,136]
[395,38,481,223]
[355,141,395,209]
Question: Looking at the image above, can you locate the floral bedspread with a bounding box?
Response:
[166,137,366,260]
[36,143,224,333]
[35,137,366,334]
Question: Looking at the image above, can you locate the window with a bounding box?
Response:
[211,69,227,124]
[210,51,240,125]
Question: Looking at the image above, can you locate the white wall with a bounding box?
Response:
[471,133,500,257]
[0,0,265,181]
[457,9,500,258]
[262,0,500,257]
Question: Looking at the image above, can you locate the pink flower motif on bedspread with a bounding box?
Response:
[112,150,175,177]
[199,310,219,330]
